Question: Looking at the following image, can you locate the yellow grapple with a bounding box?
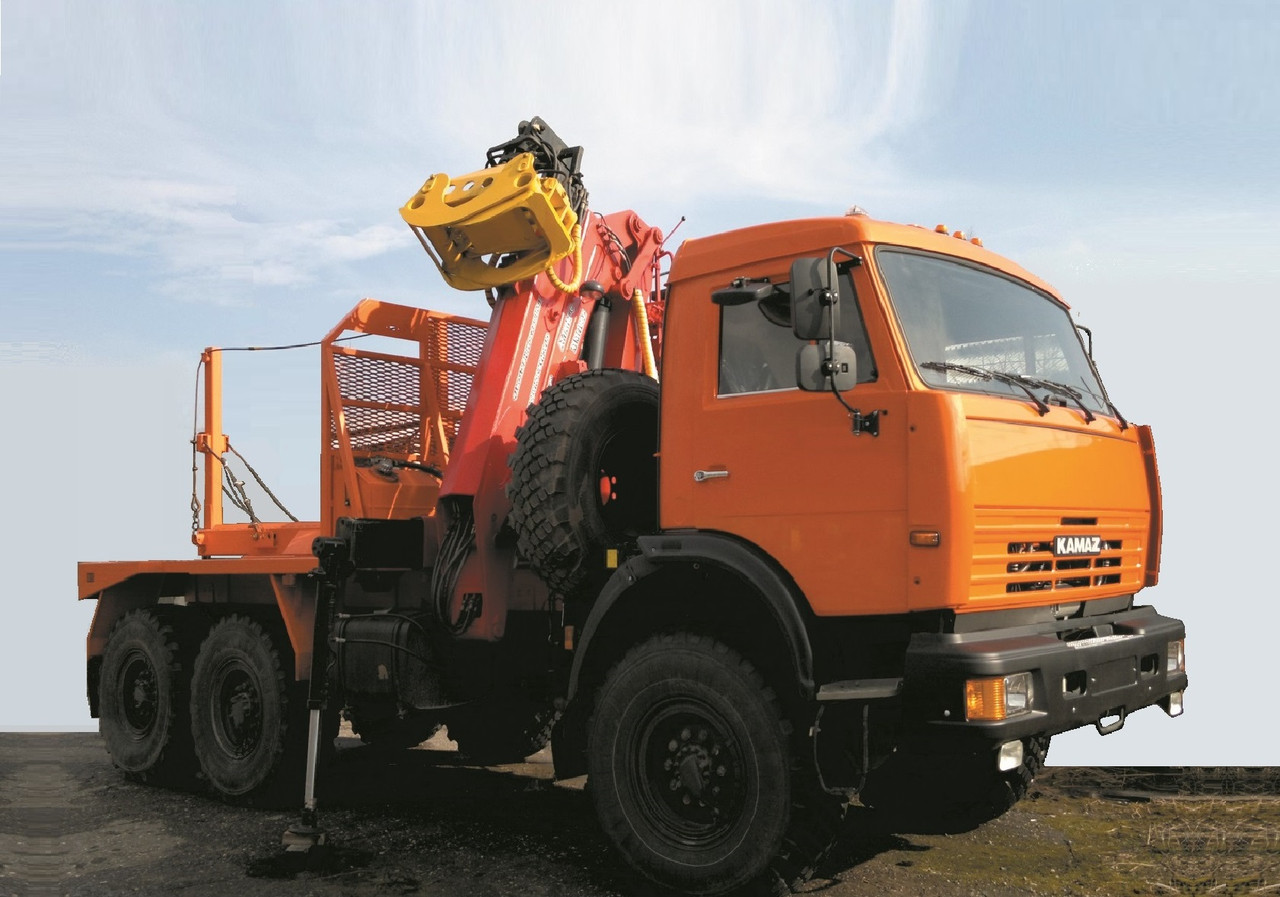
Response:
[400,152,579,292]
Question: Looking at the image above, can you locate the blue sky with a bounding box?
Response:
[2,0,1278,764]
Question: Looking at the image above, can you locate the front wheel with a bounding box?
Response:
[588,633,841,896]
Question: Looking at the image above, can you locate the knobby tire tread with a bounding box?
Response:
[189,614,300,806]
[99,609,198,787]
[588,632,845,896]
[507,369,658,596]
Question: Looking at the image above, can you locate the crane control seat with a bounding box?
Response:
[400,152,579,292]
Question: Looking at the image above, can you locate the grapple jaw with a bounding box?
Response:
[401,118,587,292]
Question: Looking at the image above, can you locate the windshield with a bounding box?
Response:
[875,248,1111,415]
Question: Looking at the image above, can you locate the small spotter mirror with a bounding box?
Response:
[711,278,773,306]
[797,341,858,392]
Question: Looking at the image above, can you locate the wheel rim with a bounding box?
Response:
[629,697,748,849]
[210,658,264,759]
[118,649,159,739]
[592,418,657,538]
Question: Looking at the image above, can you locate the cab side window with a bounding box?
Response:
[718,272,876,395]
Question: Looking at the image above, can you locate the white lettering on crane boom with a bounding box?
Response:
[555,298,581,353]
[511,299,541,402]
[528,332,552,407]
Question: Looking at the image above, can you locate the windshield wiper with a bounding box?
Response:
[921,361,1050,416]
[1003,373,1130,429]
[922,362,1130,427]
[1011,375,1095,424]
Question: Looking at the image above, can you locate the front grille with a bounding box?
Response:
[1005,538,1124,591]
[972,511,1146,604]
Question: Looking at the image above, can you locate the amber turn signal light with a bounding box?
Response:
[965,673,1034,721]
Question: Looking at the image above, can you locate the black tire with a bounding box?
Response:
[508,369,659,596]
[189,615,302,802]
[98,609,196,785]
[587,633,845,896]
[859,735,1050,830]
[445,699,558,764]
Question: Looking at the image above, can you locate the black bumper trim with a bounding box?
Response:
[899,605,1187,748]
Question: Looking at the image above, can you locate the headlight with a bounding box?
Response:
[965,672,1035,721]
[1167,639,1185,673]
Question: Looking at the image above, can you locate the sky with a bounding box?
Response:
[1,0,1277,766]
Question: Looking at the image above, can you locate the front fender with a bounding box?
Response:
[568,531,816,700]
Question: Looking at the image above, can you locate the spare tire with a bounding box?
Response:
[508,369,659,596]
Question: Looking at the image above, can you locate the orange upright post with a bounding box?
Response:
[198,347,228,534]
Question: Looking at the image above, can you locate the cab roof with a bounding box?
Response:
[668,215,1063,303]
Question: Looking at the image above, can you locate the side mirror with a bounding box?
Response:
[712,278,773,306]
[789,256,839,340]
[797,341,858,392]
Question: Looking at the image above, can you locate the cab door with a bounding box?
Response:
[660,263,910,616]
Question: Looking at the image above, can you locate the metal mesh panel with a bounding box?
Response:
[332,352,423,455]
[335,353,421,405]
[328,316,486,457]
[434,320,486,445]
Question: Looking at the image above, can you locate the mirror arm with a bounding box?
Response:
[827,377,885,437]
[1076,323,1094,359]
[815,247,879,435]
[817,350,884,437]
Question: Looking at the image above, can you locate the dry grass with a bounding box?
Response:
[909,769,1280,895]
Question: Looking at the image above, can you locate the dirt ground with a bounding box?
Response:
[2,731,1278,897]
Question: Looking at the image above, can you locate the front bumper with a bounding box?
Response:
[899,604,1187,748]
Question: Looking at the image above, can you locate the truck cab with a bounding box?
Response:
[662,213,1160,618]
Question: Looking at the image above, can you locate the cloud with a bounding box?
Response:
[2,165,407,298]
[1,0,968,303]
[393,0,963,211]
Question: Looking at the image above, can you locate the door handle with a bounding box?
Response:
[693,469,729,482]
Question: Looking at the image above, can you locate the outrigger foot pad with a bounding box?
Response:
[281,820,328,853]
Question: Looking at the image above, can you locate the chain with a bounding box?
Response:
[222,464,259,523]
[226,441,298,522]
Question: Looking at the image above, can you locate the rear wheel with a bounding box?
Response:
[588,633,843,896]
[189,615,305,803]
[98,609,196,785]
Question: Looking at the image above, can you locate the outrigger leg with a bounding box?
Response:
[282,536,350,853]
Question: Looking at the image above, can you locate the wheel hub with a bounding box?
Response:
[120,651,159,738]
[214,664,263,759]
[638,708,744,844]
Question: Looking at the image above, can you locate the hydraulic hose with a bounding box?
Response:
[631,288,658,381]
[544,224,584,293]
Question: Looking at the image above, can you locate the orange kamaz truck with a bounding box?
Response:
[78,119,1186,895]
